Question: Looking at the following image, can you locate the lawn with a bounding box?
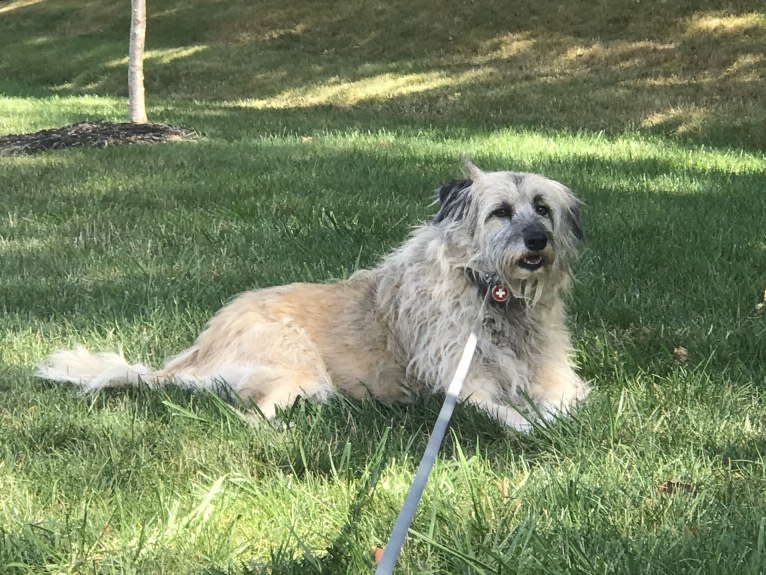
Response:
[1,1,765,573]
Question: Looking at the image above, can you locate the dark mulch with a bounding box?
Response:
[0,121,198,155]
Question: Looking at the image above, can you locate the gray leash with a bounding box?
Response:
[375,290,489,574]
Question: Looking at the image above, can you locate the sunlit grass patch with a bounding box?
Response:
[0,95,125,134]
[2,0,764,146]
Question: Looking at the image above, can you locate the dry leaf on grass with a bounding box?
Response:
[657,481,695,494]
[673,346,689,363]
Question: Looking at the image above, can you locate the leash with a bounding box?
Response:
[374,288,490,574]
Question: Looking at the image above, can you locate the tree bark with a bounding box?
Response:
[128,0,147,123]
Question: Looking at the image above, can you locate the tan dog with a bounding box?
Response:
[37,162,589,431]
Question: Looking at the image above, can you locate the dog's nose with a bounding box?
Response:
[524,230,548,251]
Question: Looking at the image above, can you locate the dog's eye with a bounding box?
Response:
[535,204,550,217]
[491,206,513,219]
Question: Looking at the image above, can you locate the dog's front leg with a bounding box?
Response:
[460,379,533,432]
[528,359,589,423]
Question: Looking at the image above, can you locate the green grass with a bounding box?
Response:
[2,0,765,148]
[2,1,766,573]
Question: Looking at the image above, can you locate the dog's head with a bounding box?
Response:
[432,161,583,304]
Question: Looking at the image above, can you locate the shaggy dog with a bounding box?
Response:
[37,162,589,431]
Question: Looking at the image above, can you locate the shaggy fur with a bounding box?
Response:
[37,162,589,431]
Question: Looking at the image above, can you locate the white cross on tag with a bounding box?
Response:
[491,285,509,302]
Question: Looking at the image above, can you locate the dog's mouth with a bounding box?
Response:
[519,253,544,271]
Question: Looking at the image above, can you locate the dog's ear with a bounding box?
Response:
[461,157,484,180]
[555,181,584,241]
[567,202,584,240]
[433,179,473,224]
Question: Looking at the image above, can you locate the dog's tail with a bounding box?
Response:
[35,346,159,393]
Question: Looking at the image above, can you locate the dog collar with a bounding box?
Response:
[464,268,511,304]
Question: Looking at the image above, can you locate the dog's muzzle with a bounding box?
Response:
[519,253,544,271]
[519,228,548,271]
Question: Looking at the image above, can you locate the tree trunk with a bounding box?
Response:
[128,0,147,123]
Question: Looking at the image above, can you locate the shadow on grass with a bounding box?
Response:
[127,390,577,575]
[3,137,764,385]
[11,372,766,574]
[1,0,764,149]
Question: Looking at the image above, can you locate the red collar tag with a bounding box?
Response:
[491,284,510,303]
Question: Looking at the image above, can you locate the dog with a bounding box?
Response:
[36,161,589,432]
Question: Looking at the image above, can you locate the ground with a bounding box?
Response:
[0,121,197,155]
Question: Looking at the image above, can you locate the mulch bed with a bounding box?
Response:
[0,121,198,155]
